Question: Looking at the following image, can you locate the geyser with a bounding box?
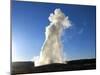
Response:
[36,8,71,66]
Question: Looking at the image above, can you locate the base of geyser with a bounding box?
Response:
[34,60,67,66]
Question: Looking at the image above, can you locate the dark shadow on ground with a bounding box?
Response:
[11,58,96,75]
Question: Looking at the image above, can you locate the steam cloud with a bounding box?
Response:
[35,8,71,66]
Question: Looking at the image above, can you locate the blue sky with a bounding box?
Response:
[12,1,96,61]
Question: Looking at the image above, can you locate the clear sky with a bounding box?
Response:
[12,1,96,61]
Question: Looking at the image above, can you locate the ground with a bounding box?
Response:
[11,59,96,75]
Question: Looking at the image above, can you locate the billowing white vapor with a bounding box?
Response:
[36,8,71,66]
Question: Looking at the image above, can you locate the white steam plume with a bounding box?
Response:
[35,8,71,66]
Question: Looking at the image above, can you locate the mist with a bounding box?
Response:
[35,8,71,66]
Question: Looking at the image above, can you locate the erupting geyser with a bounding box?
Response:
[36,8,71,66]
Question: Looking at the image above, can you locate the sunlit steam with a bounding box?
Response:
[35,8,71,66]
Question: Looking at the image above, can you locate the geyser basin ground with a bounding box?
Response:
[11,59,96,75]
